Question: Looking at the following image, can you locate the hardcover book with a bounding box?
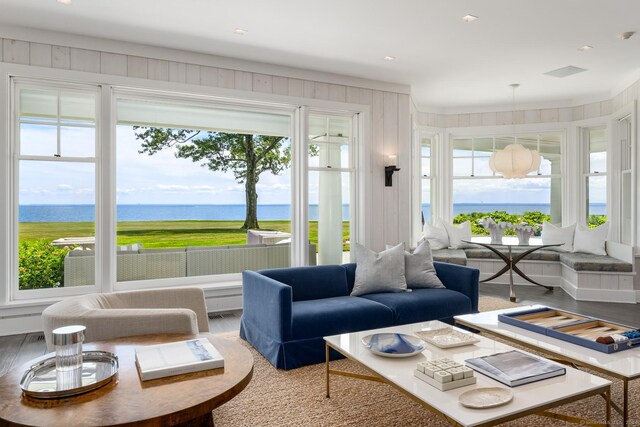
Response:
[135,338,224,381]
[465,350,565,387]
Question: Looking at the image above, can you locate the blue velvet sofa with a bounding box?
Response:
[240,262,479,370]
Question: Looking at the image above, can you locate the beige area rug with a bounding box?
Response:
[212,296,636,426]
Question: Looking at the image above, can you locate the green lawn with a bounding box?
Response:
[19,220,350,249]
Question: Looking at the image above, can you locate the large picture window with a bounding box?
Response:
[451,133,562,234]
[114,97,295,284]
[14,82,99,294]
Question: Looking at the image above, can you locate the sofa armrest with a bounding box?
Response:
[242,270,293,341]
[110,287,209,332]
[434,262,479,312]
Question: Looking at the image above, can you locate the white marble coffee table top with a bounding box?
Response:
[456,306,640,379]
[325,321,610,427]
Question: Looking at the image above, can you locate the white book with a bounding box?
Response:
[465,350,565,387]
[135,338,224,381]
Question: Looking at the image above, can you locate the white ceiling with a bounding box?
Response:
[1,0,639,111]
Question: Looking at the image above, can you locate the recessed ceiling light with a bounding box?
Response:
[233,28,248,35]
[57,0,72,4]
[578,45,594,51]
[383,55,395,62]
[462,14,478,23]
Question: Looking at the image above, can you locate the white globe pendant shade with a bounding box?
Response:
[489,143,541,179]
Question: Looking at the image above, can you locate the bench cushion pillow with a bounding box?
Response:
[291,296,394,340]
[542,221,575,252]
[351,243,407,296]
[361,288,472,325]
[424,221,449,250]
[573,223,609,256]
[444,221,473,249]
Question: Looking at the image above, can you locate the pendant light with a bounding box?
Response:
[489,84,541,179]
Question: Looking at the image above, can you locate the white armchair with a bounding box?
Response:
[42,287,209,350]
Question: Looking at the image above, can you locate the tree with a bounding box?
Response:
[133,127,291,230]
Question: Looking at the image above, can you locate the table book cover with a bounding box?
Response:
[465,350,565,387]
[135,338,224,381]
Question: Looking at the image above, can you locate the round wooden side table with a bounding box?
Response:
[0,333,253,426]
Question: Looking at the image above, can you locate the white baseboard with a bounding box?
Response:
[561,278,637,303]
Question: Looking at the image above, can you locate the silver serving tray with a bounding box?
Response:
[20,351,119,399]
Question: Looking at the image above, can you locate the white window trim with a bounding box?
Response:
[412,126,441,244]
[1,63,370,304]
[11,78,103,301]
[445,124,568,225]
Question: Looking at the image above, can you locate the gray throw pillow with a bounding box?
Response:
[405,240,444,289]
[351,243,407,296]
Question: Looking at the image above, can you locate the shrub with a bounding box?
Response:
[18,239,72,290]
[453,211,551,236]
[588,215,607,228]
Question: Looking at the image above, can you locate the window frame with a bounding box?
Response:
[580,126,608,227]
[10,78,103,301]
[448,129,565,227]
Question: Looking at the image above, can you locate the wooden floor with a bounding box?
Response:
[0,287,638,377]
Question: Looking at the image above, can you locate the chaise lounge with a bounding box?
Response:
[240,262,479,370]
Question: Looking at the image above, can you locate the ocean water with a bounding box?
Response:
[19,203,606,223]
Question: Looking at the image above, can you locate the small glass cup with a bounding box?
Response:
[52,325,86,372]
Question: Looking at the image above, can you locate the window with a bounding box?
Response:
[420,137,434,224]
[308,114,353,265]
[451,133,562,234]
[618,116,633,244]
[115,96,294,284]
[13,81,99,295]
[583,128,607,227]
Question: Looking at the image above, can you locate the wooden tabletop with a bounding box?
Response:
[0,333,254,427]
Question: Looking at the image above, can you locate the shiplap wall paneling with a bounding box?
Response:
[383,91,399,246]
[70,48,100,73]
[3,39,29,64]
[52,46,70,69]
[100,52,127,76]
[168,62,187,84]
[127,56,148,79]
[397,94,412,245]
[29,43,52,68]
[370,90,385,251]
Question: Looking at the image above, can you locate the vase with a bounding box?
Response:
[488,225,504,244]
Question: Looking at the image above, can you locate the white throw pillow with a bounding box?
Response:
[351,243,408,296]
[573,223,609,255]
[541,221,575,252]
[423,221,449,250]
[444,221,473,249]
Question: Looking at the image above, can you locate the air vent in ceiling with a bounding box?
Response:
[544,66,587,78]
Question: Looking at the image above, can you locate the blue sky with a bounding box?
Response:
[18,124,605,205]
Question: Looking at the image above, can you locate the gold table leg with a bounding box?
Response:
[325,343,330,398]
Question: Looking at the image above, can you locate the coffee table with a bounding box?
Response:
[456,307,640,426]
[0,333,254,426]
[325,321,611,427]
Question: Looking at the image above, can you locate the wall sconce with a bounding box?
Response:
[385,154,400,187]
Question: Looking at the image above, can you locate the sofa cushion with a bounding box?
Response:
[432,249,467,265]
[360,288,472,325]
[259,265,349,301]
[559,253,633,272]
[351,243,407,296]
[291,296,394,340]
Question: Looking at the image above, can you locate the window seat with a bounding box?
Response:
[433,245,635,303]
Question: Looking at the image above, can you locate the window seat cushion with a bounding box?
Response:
[432,249,467,266]
[558,253,633,272]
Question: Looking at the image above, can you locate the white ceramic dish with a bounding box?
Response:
[361,333,425,358]
[458,387,513,409]
[415,327,480,348]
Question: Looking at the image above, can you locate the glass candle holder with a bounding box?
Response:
[52,325,86,372]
